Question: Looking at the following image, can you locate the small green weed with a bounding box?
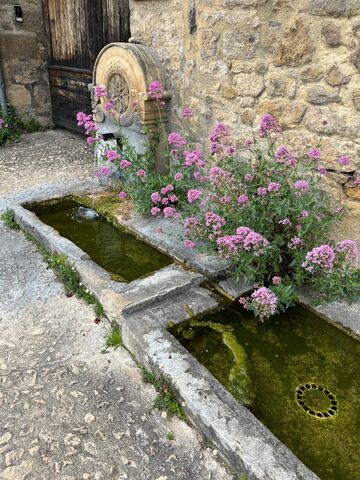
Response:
[0,210,19,230]
[166,432,175,441]
[0,105,43,146]
[106,324,122,348]
[140,367,186,420]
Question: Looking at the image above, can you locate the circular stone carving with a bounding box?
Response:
[295,383,338,419]
[107,73,130,115]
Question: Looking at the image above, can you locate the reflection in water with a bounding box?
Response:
[31,200,172,282]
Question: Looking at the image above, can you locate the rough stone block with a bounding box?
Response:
[235,73,264,97]
[307,86,341,105]
[6,85,31,108]
[324,64,350,86]
[273,18,313,67]
[321,23,341,47]
[308,0,360,17]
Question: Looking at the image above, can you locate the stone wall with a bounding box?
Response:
[0,0,52,126]
[129,0,360,244]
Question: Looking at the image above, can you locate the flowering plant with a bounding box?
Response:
[78,84,360,320]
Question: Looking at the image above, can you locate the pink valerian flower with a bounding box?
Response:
[169,194,178,203]
[182,107,193,118]
[120,159,131,169]
[338,155,350,166]
[174,172,183,181]
[151,192,161,203]
[243,231,269,255]
[302,245,336,272]
[209,122,230,143]
[275,145,296,166]
[272,276,282,285]
[161,197,169,205]
[95,85,107,98]
[250,287,278,320]
[210,142,223,155]
[184,217,199,229]
[193,171,207,183]
[187,189,202,203]
[0,118,4,129]
[235,226,251,241]
[239,297,248,308]
[294,180,309,194]
[76,112,91,126]
[160,184,174,195]
[237,194,249,205]
[307,148,321,159]
[106,149,119,161]
[225,146,236,156]
[217,235,243,258]
[335,240,358,267]
[258,114,282,138]
[220,195,231,205]
[163,207,177,218]
[245,139,253,147]
[268,182,281,192]
[205,212,226,234]
[148,81,164,101]
[354,178,360,186]
[300,210,309,218]
[168,132,186,148]
[258,187,267,197]
[288,236,303,249]
[279,218,292,227]
[104,101,114,111]
[184,239,196,249]
[86,136,94,145]
[95,166,111,177]
[335,206,344,214]
[184,149,204,168]
[244,173,254,182]
[118,191,127,199]
[137,169,146,177]
[318,167,327,175]
[84,120,97,135]
[151,207,161,217]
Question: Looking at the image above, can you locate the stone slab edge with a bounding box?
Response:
[122,300,318,480]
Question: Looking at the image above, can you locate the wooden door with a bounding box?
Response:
[42,0,130,131]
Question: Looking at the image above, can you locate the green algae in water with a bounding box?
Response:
[31,199,172,282]
[172,306,360,479]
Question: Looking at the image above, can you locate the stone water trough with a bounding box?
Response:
[6,177,360,480]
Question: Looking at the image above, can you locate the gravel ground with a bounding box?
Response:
[0,131,235,480]
[0,129,94,196]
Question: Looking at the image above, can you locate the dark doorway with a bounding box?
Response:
[42,0,130,131]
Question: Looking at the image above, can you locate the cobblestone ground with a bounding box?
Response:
[0,131,234,480]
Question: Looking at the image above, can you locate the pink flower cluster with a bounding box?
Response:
[76,112,97,135]
[95,166,111,177]
[187,189,202,203]
[258,114,282,138]
[150,185,178,217]
[209,122,230,155]
[335,240,358,267]
[148,81,164,101]
[307,148,321,160]
[275,146,296,167]
[168,132,186,148]
[302,245,336,272]
[106,150,120,162]
[120,159,131,170]
[294,180,309,195]
[216,226,269,258]
[240,287,278,320]
[95,85,107,98]
[184,150,204,168]
[0,118,4,129]
[205,212,226,234]
[182,107,193,118]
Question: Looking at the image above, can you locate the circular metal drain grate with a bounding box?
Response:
[295,383,338,419]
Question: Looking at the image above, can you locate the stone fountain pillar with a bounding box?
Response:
[91,43,171,174]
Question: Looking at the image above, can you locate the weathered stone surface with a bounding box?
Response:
[351,49,360,71]
[301,65,324,82]
[324,64,351,86]
[259,99,308,127]
[234,73,265,97]
[308,0,360,17]
[353,89,360,110]
[222,31,260,60]
[321,23,341,47]
[273,18,313,67]
[222,83,238,99]
[307,86,341,105]
[267,77,287,97]
[6,85,32,108]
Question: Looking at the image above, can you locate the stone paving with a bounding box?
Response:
[0,131,234,480]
